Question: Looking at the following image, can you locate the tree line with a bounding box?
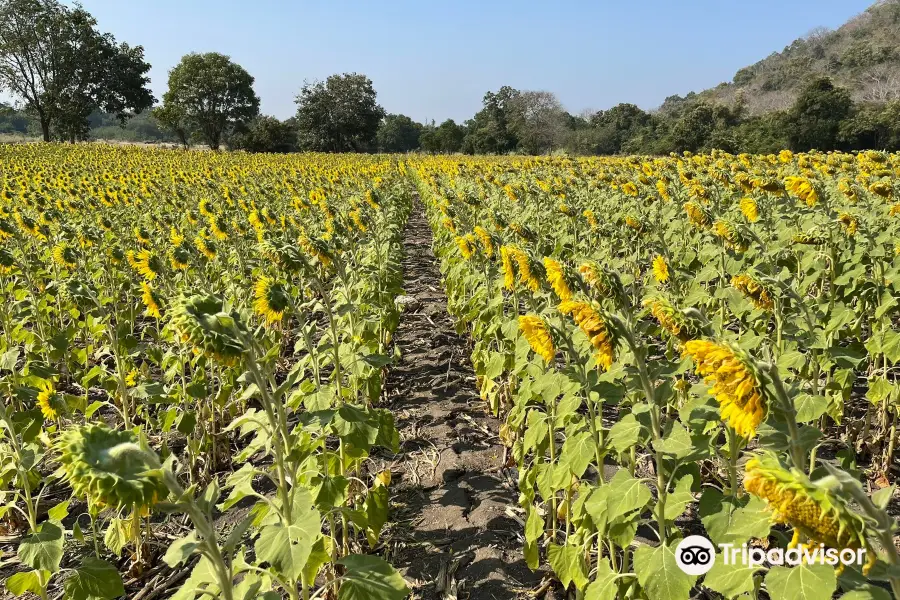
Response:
[2,0,899,154]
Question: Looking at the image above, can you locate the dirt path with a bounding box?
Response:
[382,200,541,599]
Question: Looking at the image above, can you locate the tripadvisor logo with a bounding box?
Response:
[675,535,868,575]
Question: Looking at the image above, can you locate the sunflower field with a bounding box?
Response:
[0,145,412,600]
[413,150,900,600]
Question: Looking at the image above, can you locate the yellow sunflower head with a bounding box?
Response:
[253,276,291,325]
[519,315,555,364]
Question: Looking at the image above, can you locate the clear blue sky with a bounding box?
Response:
[75,0,874,123]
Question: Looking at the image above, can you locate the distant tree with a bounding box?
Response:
[464,86,520,154]
[157,52,260,150]
[230,115,297,153]
[589,103,653,154]
[152,103,190,147]
[507,90,568,154]
[785,77,853,151]
[0,0,153,141]
[377,114,421,152]
[840,101,900,150]
[294,73,384,152]
[420,119,465,153]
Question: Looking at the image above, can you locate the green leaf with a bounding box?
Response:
[524,505,543,570]
[302,536,332,587]
[47,500,69,523]
[364,485,389,547]
[337,554,409,600]
[664,475,694,521]
[547,543,589,591]
[839,586,893,600]
[255,489,321,581]
[867,377,893,405]
[18,522,64,573]
[164,532,200,568]
[63,558,125,600]
[220,462,262,511]
[332,404,379,451]
[765,564,836,600]
[702,553,757,598]
[794,394,829,423]
[654,421,693,459]
[584,558,618,600]
[103,517,133,556]
[699,489,770,546]
[585,470,651,529]
[560,431,595,478]
[314,475,349,512]
[609,413,645,453]
[633,542,696,600]
[6,570,45,595]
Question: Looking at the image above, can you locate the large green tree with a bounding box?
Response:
[464,86,520,154]
[0,0,153,141]
[230,115,297,153]
[294,73,384,152]
[157,52,260,150]
[420,119,466,154]
[786,77,853,151]
[376,113,421,153]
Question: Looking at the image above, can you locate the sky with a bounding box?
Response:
[72,0,875,123]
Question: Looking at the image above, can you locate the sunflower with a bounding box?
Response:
[651,255,669,283]
[684,202,711,228]
[455,235,476,260]
[578,261,621,301]
[140,281,163,319]
[194,235,217,261]
[171,294,246,366]
[682,340,766,438]
[744,453,874,573]
[51,242,78,269]
[500,246,515,291]
[473,226,494,257]
[732,274,774,311]
[37,380,65,421]
[543,258,573,302]
[643,296,694,342]
[57,424,166,510]
[713,219,749,252]
[169,243,191,270]
[519,315,555,363]
[739,197,759,223]
[253,276,290,325]
[837,213,857,237]
[558,300,616,370]
[0,248,16,274]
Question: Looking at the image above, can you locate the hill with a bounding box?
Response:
[664,0,900,115]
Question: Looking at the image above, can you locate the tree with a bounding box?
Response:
[152,103,190,147]
[157,52,260,150]
[785,77,853,151]
[0,0,153,141]
[507,90,568,154]
[376,114,421,152]
[230,115,297,153]
[420,119,465,153]
[294,73,384,152]
[464,86,520,154]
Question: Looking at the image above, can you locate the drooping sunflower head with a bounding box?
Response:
[253,276,291,325]
[558,300,617,370]
[712,219,749,252]
[51,242,78,269]
[37,380,66,421]
[171,294,246,366]
[732,274,774,311]
[684,201,711,228]
[506,246,540,292]
[140,281,163,320]
[455,234,477,260]
[577,261,624,305]
[135,249,163,281]
[739,197,759,223]
[651,255,669,284]
[682,340,767,438]
[519,315,555,364]
[0,247,17,274]
[473,226,494,257]
[744,453,871,566]
[642,295,696,343]
[58,424,166,511]
[837,213,858,237]
[543,257,573,302]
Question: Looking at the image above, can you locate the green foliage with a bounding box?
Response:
[0,0,153,142]
[786,77,853,151]
[294,73,384,152]
[230,115,297,153]
[420,119,466,153]
[158,52,260,150]
[376,114,421,153]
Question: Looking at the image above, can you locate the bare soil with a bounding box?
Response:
[380,200,543,599]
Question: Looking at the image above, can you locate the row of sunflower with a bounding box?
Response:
[411,150,900,600]
[0,145,410,600]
